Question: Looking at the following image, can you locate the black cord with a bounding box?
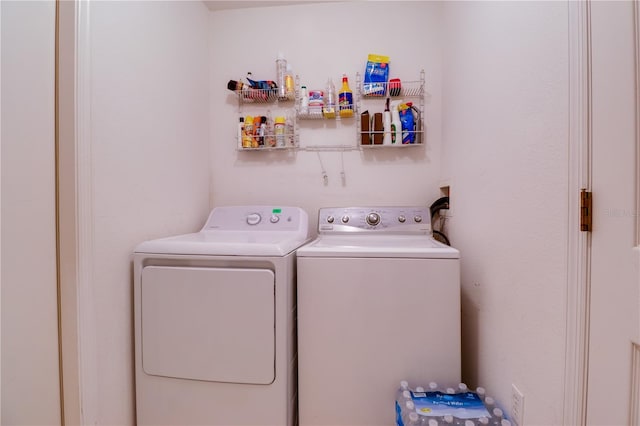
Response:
[432,230,450,246]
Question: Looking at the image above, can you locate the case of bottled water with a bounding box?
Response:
[395,381,512,426]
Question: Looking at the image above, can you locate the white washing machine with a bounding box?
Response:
[296,206,461,426]
[133,205,309,426]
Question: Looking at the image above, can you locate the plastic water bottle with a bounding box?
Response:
[501,420,512,426]
[396,380,410,397]
[478,417,490,425]
[323,77,336,118]
[428,382,439,392]
[276,52,287,100]
[407,412,420,425]
[405,400,416,412]
[415,386,425,393]
[427,419,439,426]
[443,415,454,424]
[484,396,495,411]
[490,408,504,426]
[395,380,411,407]
[476,387,486,401]
[458,383,469,393]
[402,400,416,425]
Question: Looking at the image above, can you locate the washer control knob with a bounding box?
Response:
[326,216,335,224]
[341,215,350,224]
[366,212,381,226]
[414,215,423,223]
[270,215,280,224]
[398,215,406,223]
[246,213,261,225]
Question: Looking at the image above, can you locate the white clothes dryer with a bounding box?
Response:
[133,206,309,426]
[296,206,461,426]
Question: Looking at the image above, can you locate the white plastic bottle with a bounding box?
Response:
[383,97,392,145]
[276,52,287,100]
[428,382,439,392]
[390,100,402,144]
[237,117,244,149]
[300,85,309,115]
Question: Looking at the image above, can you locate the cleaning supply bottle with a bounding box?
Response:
[390,100,402,144]
[275,116,286,147]
[242,115,254,148]
[237,117,244,149]
[382,97,392,145]
[338,74,353,118]
[323,77,336,118]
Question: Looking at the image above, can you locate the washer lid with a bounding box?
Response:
[296,234,460,259]
[134,206,309,256]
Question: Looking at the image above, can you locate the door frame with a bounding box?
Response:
[565,1,640,424]
[564,1,592,424]
[61,1,620,424]
[57,0,99,424]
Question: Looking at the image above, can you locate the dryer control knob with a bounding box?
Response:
[366,212,380,226]
[270,215,280,223]
[246,213,262,225]
[341,215,350,224]
[327,216,335,223]
[414,215,423,223]
[398,215,406,223]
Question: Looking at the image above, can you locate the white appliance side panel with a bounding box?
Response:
[141,266,275,384]
[297,257,461,426]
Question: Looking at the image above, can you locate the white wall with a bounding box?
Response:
[441,2,569,424]
[89,1,210,422]
[209,2,444,228]
[1,1,61,424]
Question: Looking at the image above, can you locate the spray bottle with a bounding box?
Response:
[382,97,392,145]
[390,100,402,144]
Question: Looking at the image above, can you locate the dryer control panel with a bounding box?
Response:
[318,206,432,234]
[202,205,308,233]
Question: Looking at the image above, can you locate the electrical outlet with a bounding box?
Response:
[511,384,525,426]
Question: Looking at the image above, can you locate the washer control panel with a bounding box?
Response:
[318,206,432,234]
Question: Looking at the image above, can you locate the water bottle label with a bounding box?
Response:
[411,391,490,419]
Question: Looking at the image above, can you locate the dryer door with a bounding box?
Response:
[141,266,275,384]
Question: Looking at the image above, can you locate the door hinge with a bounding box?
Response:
[580,189,592,232]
